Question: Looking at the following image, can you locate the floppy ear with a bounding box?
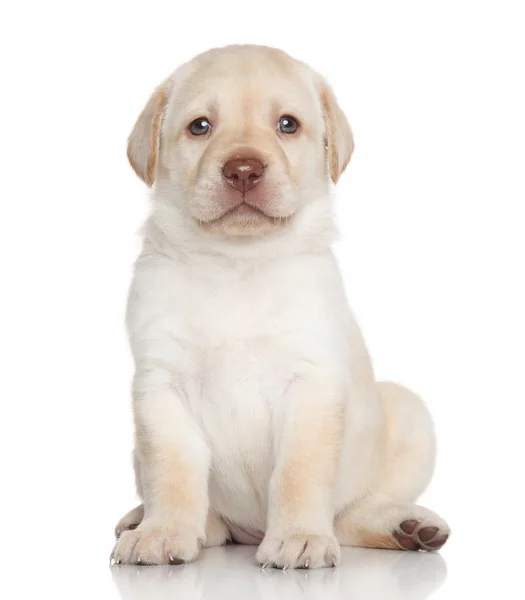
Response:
[320,83,354,184]
[127,83,169,186]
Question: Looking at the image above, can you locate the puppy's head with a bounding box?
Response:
[128,45,353,238]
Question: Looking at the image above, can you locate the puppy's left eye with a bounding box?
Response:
[277,116,299,134]
[189,118,211,136]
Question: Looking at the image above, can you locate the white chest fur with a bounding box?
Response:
[127,246,363,529]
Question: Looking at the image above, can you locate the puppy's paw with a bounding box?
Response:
[256,532,340,569]
[114,504,144,538]
[393,517,450,552]
[110,520,204,565]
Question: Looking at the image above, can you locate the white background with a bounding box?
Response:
[1,1,524,598]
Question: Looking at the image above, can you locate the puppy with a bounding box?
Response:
[111,45,450,569]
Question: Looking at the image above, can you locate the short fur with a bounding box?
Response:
[111,44,450,569]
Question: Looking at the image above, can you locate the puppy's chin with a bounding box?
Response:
[193,202,293,238]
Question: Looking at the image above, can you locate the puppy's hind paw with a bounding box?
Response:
[394,518,450,552]
[114,504,144,539]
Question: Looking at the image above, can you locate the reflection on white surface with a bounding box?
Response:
[111,545,447,600]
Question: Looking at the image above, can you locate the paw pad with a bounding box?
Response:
[394,520,449,551]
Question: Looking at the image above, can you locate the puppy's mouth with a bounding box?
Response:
[224,200,272,218]
[198,195,288,226]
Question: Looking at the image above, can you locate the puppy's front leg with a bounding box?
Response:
[257,372,345,569]
[112,371,210,565]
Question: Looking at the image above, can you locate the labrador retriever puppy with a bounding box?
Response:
[111,45,450,569]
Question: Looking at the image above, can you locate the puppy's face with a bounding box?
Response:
[128,46,353,238]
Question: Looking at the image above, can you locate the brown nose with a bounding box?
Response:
[223,159,264,193]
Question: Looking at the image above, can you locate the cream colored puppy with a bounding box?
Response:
[111,45,450,569]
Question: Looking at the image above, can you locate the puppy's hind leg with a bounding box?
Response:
[115,504,144,538]
[335,382,450,551]
[114,450,145,538]
[336,499,450,551]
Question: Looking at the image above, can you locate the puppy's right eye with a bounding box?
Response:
[189,118,211,136]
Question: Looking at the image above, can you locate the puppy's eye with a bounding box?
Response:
[277,115,299,134]
[189,118,211,136]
